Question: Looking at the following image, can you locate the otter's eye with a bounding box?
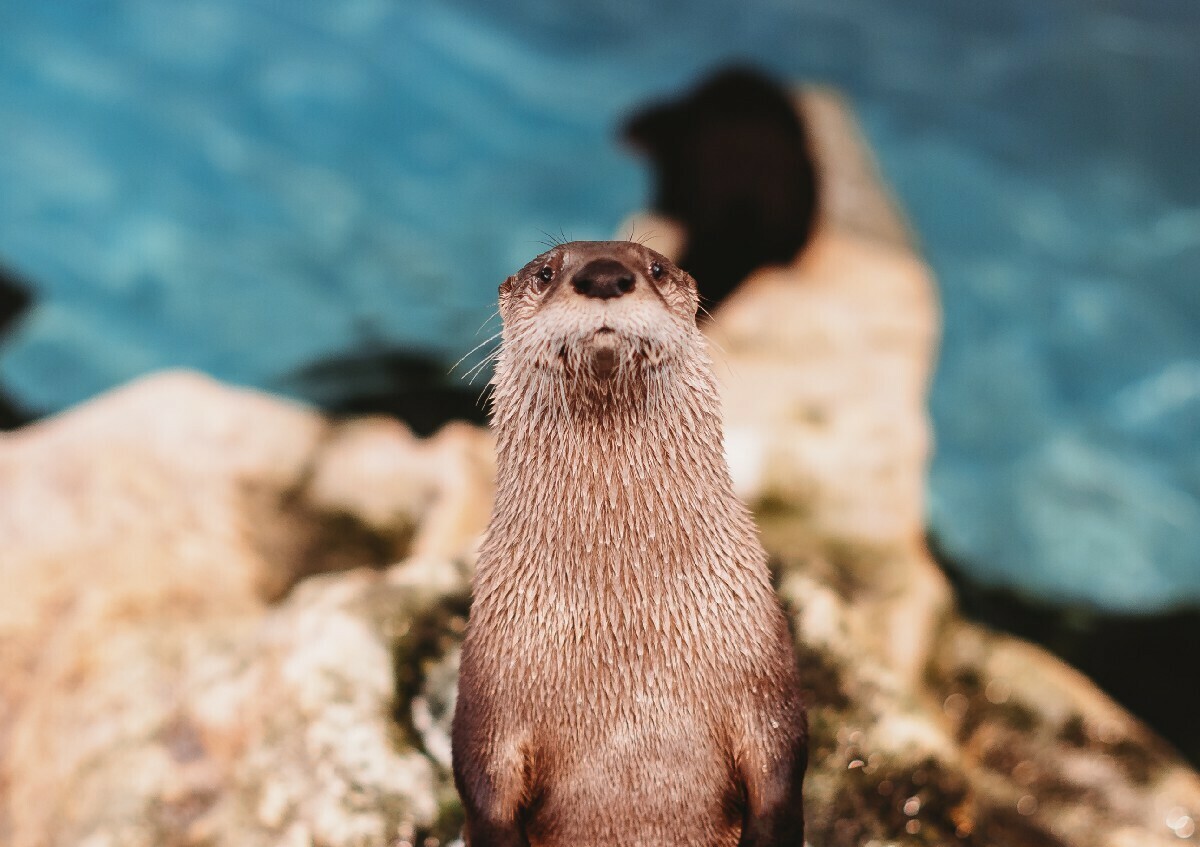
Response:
[650,262,664,280]
[538,265,554,284]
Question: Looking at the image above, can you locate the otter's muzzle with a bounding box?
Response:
[572,259,636,300]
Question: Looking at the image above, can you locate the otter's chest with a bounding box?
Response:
[470,564,760,704]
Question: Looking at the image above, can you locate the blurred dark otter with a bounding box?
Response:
[0,265,33,429]
[623,65,819,309]
[452,240,807,846]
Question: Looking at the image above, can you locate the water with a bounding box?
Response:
[1,0,1197,611]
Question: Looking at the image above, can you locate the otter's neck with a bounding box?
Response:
[481,363,759,586]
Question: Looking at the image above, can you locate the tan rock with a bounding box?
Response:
[304,418,494,563]
[711,90,1200,847]
[625,87,1200,846]
[0,372,489,847]
[707,89,938,548]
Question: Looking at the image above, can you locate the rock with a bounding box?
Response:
[305,417,494,564]
[705,90,1200,847]
[773,531,1200,846]
[633,88,1200,845]
[709,88,938,548]
[2,92,1198,847]
[0,372,490,847]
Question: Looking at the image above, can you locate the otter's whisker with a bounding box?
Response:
[450,332,503,378]
[475,308,502,336]
[474,381,496,412]
[463,347,503,383]
[700,333,739,385]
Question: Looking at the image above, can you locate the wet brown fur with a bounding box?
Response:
[452,241,807,847]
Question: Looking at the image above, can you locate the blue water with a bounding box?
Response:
[1,0,1197,611]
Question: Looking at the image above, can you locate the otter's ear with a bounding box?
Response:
[678,269,703,321]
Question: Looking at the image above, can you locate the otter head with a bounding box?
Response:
[496,241,701,405]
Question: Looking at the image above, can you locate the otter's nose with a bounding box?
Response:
[571,259,636,300]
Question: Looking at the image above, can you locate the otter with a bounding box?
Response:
[452,240,807,847]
